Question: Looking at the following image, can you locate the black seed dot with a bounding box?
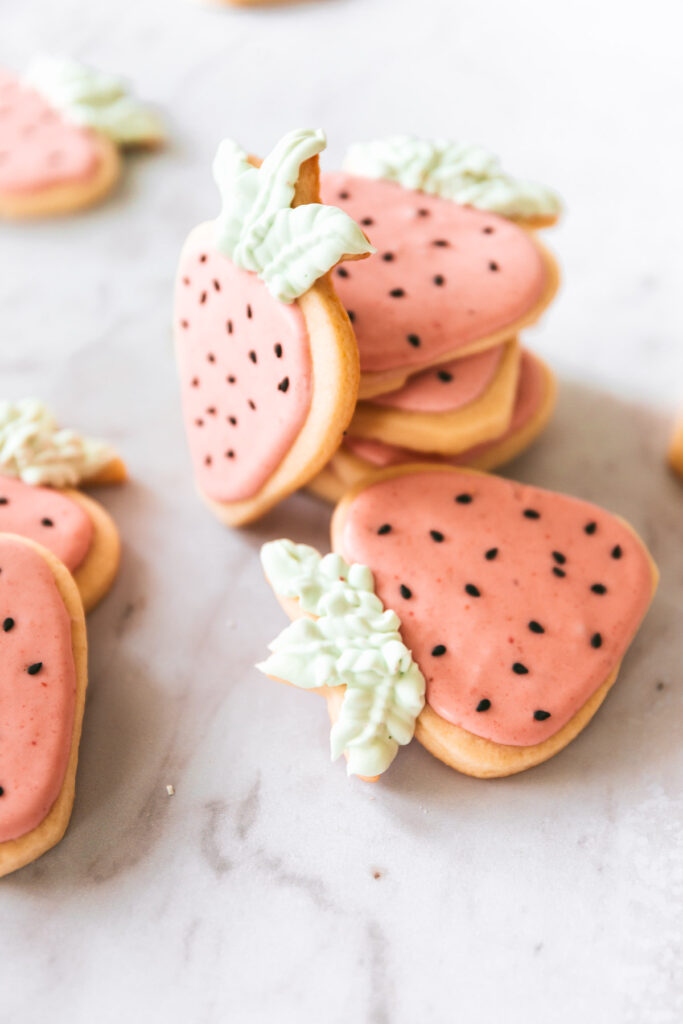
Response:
[278,377,290,393]
[611,545,622,559]
[227,375,236,384]
[431,644,447,657]
[523,509,541,519]
[476,698,491,712]
[455,493,473,504]
[337,267,349,278]
[483,226,495,234]
[585,521,597,535]
[191,377,199,387]
[27,662,42,675]
[465,583,480,597]
[534,709,551,721]
[417,208,429,217]
[432,239,449,247]
[389,288,405,298]
[0,786,4,796]
[3,617,14,632]
[274,343,283,358]
[199,254,207,263]
[591,583,607,594]
[199,291,207,304]
[204,455,212,466]
[437,370,453,382]
[400,584,412,599]
[377,523,391,535]
[213,279,220,291]
[206,407,216,416]
[552,567,566,578]
[433,275,445,286]
[226,320,233,334]
[249,351,257,363]
[382,252,394,262]
[591,632,603,648]
[361,217,374,226]
[196,415,205,425]
[228,416,237,426]
[41,518,54,527]
[347,310,356,322]
[512,662,529,675]
[528,621,545,634]
[207,353,215,363]
[248,399,256,410]
[338,191,349,200]
[246,304,253,319]
[225,450,235,459]
[430,530,444,542]
[407,334,421,347]
[552,551,566,565]
[0,498,7,505]
[489,261,499,272]
[180,320,189,329]
[485,548,498,560]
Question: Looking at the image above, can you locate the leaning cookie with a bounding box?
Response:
[321,136,561,398]
[260,464,657,781]
[175,128,374,527]
[0,534,87,877]
[0,58,163,219]
[0,400,124,611]
[668,418,683,481]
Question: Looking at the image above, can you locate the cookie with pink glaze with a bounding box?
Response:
[175,129,374,527]
[0,400,124,611]
[0,58,163,219]
[320,137,561,398]
[0,534,87,877]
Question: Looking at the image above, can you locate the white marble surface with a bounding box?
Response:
[2,1,683,1021]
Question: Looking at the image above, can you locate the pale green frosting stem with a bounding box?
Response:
[24,57,164,146]
[343,136,562,221]
[257,540,425,778]
[213,129,375,303]
[0,399,116,487]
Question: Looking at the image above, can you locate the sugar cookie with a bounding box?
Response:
[175,128,374,527]
[668,418,683,480]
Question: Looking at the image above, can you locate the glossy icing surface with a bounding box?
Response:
[0,68,99,195]
[0,537,77,842]
[176,224,313,502]
[320,173,547,374]
[372,344,504,413]
[337,470,653,746]
[0,475,93,571]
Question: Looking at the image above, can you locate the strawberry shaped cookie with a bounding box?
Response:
[0,534,87,876]
[175,129,374,526]
[0,400,124,611]
[0,58,163,219]
[259,465,657,780]
[320,136,561,398]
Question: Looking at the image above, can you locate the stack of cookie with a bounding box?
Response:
[308,137,561,502]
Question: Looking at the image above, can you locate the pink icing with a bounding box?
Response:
[0,476,93,572]
[320,173,547,375]
[0,536,77,842]
[175,224,313,503]
[371,344,505,413]
[338,470,653,746]
[0,69,100,195]
[346,349,543,468]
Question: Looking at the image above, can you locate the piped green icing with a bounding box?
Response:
[257,539,425,778]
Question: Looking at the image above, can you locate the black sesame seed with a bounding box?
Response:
[389,288,405,298]
[278,377,290,393]
[204,455,212,466]
[206,407,216,416]
[431,644,447,657]
[611,545,623,559]
[338,191,349,200]
[41,518,54,527]
[0,786,4,796]
[226,320,233,334]
[3,617,14,632]
[191,377,199,387]
[432,239,449,247]
[407,334,421,347]
[249,351,257,363]
[180,320,189,329]
[456,493,473,504]
[274,343,283,358]
[228,416,237,425]
[430,530,444,542]
[552,551,566,565]
[207,353,215,363]
[489,261,499,272]
[485,548,498,560]
[476,698,491,712]
[400,584,412,599]
[361,217,374,226]
[523,509,541,519]
[552,567,566,578]
[246,304,253,319]
[534,710,551,721]
[377,523,392,535]
[199,254,207,263]
[483,226,495,234]
[347,310,356,322]
[591,632,603,648]
[417,208,429,217]
[591,583,607,594]
[512,662,529,675]
[195,418,204,427]
[0,498,7,505]
[337,267,349,278]
[225,450,235,459]
[433,275,445,286]
[199,291,207,304]
[465,583,480,597]
[528,621,545,634]
[213,279,220,291]
[227,375,236,384]
[382,252,395,262]
[27,662,42,675]
[585,521,597,535]
[437,370,453,383]
[248,399,256,410]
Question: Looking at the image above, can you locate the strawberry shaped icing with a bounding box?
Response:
[371,344,505,413]
[320,172,553,378]
[334,468,655,747]
[0,537,77,842]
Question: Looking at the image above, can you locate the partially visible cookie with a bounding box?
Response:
[668,418,683,480]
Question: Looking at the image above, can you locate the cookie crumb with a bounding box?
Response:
[166,784,175,796]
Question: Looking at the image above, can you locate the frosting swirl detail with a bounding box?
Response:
[343,136,562,221]
[258,540,425,777]
[24,57,164,146]
[213,129,375,303]
[0,399,116,487]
